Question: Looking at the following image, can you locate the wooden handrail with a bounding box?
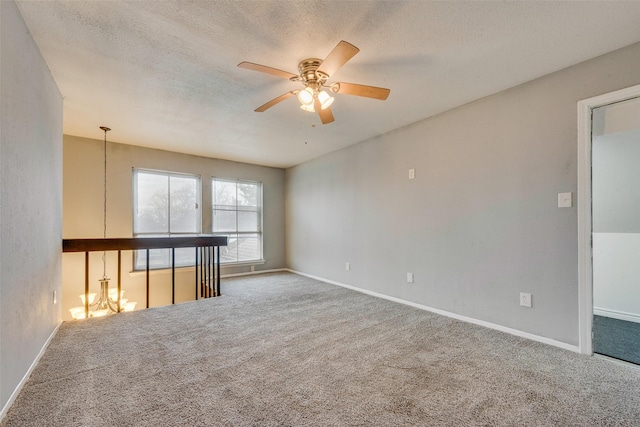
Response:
[63,236,228,318]
[63,236,227,252]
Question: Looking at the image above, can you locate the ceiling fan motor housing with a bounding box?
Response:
[296,58,327,89]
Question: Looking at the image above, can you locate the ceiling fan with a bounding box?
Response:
[238,40,390,124]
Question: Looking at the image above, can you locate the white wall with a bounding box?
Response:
[286,42,640,347]
[592,129,640,233]
[593,233,640,323]
[63,135,285,320]
[1,0,63,414]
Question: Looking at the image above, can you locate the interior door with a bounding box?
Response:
[591,96,640,364]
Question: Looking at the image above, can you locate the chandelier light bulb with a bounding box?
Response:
[300,103,316,113]
[297,87,314,106]
[69,307,86,320]
[317,91,334,110]
[79,293,97,306]
[124,302,138,311]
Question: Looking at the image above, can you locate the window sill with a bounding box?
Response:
[129,259,266,276]
[224,259,266,268]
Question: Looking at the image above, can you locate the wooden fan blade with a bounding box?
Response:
[315,99,335,124]
[316,40,359,77]
[334,82,390,100]
[255,91,295,112]
[238,62,298,80]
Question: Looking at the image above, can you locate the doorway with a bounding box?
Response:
[578,84,640,359]
[578,84,640,362]
[591,97,640,364]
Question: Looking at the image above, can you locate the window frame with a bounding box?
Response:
[132,168,202,270]
[211,177,264,265]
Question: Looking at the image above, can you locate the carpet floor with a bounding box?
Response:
[2,272,640,426]
[593,315,640,365]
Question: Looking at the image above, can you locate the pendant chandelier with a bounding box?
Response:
[69,127,137,319]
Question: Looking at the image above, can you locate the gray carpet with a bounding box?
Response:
[3,272,640,426]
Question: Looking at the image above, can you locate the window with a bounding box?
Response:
[133,169,201,269]
[212,178,262,264]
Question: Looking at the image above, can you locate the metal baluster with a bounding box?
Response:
[205,246,210,298]
[146,249,150,309]
[200,246,204,298]
[212,246,216,297]
[210,246,214,296]
[171,248,175,305]
[194,247,198,301]
[216,245,221,297]
[117,251,122,312]
[85,252,89,318]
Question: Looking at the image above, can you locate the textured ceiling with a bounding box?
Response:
[15,1,640,168]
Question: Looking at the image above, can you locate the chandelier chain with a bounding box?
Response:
[100,127,110,279]
[103,129,107,241]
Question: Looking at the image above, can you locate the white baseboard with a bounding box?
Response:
[1,321,62,421]
[222,268,288,279]
[594,307,640,324]
[287,269,580,354]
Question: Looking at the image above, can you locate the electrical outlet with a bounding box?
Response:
[409,169,415,180]
[520,292,532,308]
[345,262,350,271]
[407,272,414,283]
[53,290,57,305]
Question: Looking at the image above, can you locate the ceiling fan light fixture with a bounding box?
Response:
[238,40,389,125]
[297,87,314,106]
[300,103,315,113]
[317,90,334,110]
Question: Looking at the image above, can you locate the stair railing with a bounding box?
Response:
[62,236,228,318]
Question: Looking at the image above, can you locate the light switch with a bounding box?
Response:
[407,272,414,283]
[558,192,572,208]
[408,169,415,180]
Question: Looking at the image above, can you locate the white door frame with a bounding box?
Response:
[577,83,640,354]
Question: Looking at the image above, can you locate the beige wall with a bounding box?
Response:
[63,135,285,320]
[1,0,63,413]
